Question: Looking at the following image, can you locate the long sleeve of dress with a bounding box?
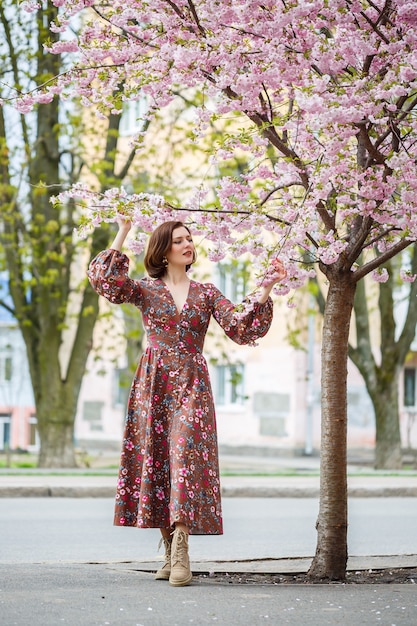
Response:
[207,284,273,346]
[87,249,143,306]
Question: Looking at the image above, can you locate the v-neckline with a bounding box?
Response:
[159,279,192,316]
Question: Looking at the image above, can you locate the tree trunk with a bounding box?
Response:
[371,371,402,469]
[349,251,417,469]
[37,404,77,468]
[308,271,356,581]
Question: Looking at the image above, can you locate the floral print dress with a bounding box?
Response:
[88,249,273,535]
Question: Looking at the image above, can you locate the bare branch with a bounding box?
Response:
[186,0,206,36]
[0,299,15,317]
[117,119,151,180]
[355,122,386,164]
[259,182,301,206]
[352,238,414,282]
[0,5,30,146]
[162,0,187,20]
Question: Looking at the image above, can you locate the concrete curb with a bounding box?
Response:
[1,469,416,497]
[221,486,417,498]
[0,486,115,498]
[126,553,417,574]
[3,555,414,574]
[1,485,417,497]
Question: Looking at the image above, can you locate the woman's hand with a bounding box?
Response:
[110,216,132,251]
[257,258,287,303]
[261,258,287,287]
[116,215,132,232]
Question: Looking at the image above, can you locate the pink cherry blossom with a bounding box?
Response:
[372,268,389,283]
[25,1,416,289]
[400,269,417,283]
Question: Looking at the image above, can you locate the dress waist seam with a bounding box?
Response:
[146,346,203,355]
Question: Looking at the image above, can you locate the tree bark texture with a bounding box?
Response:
[308,271,356,581]
[372,373,402,469]
[37,402,77,468]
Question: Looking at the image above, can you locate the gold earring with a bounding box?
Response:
[162,256,168,266]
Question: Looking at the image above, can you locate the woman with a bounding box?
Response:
[88,218,286,587]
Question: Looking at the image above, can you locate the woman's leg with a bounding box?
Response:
[170,523,192,587]
[160,527,172,539]
[154,528,173,581]
[173,522,188,534]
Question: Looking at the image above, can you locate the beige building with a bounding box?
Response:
[3,250,417,457]
[3,98,417,460]
[74,247,385,457]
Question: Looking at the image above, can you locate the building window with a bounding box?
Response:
[82,401,104,432]
[0,414,11,450]
[404,368,416,407]
[215,364,245,406]
[113,368,130,408]
[216,261,249,303]
[119,99,148,136]
[0,354,12,382]
[29,416,38,447]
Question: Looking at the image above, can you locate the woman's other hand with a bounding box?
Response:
[261,258,287,287]
[257,258,287,303]
[110,216,132,251]
[116,215,132,232]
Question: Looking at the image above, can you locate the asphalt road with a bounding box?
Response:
[1,497,417,563]
[1,497,417,626]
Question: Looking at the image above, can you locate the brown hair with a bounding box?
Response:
[144,221,197,278]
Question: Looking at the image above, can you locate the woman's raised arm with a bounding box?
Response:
[109,217,132,251]
[257,258,287,304]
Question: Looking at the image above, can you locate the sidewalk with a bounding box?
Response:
[1,455,417,626]
[0,453,416,497]
[2,561,416,626]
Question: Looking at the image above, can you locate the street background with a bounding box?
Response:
[1,451,417,625]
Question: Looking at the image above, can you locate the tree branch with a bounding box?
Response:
[355,122,386,164]
[0,4,31,149]
[0,298,16,317]
[352,238,414,282]
[117,118,151,180]
[396,244,417,361]
[186,0,206,36]
[374,94,417,151]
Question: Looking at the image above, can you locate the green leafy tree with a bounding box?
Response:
[308,247,417,469]
[349,249,417,468]
[0,1,146,466]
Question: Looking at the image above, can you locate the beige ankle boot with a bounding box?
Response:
[155,536,172,580]
[169,528,192,587]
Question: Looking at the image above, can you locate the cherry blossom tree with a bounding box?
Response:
[24,0,417,579]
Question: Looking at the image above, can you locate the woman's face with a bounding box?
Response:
[165,226,194,268]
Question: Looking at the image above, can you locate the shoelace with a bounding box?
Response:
[172,532,188,565]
